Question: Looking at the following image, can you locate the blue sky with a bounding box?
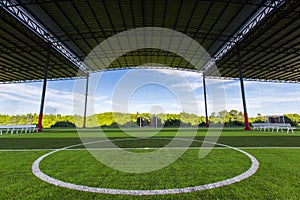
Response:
[0,68,299,117]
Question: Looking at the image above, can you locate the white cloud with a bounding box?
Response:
[0,82,74,115]
[0,69,299,117]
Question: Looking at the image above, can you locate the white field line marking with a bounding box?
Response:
[1,146,300,152]
[31,138,260,195]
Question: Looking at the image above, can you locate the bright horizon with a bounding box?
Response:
[0,68,299,117]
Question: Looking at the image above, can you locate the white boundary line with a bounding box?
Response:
[31,138,260,195]
[2,146,300,152]
[1,146,300,152]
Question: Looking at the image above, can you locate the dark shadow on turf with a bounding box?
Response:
[1,136,300,149]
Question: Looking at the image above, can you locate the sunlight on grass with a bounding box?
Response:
[0,128,299,199]
[40,148,250,189]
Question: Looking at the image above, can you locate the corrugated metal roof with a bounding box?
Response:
[0,0,299,83]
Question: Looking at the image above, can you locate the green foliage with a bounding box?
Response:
[284,114,300,126]
[0,111,299,128]
[51,120,76,128]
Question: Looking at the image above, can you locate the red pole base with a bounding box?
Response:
[205,118,209,128]
[244,113,251,131]
[37,114,43,132]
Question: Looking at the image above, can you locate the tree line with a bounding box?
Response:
[0,111,299,128]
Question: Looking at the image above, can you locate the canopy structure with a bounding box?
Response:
[0,0,299,131]
[0,1,85,83]
[207,0,300,82]
[1,0,299,83]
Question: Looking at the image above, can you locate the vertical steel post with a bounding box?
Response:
[83,73,89,128]
[202,75,209,128]
[140,117,142,128]
[37,44,51,132]
[237,46,251,130]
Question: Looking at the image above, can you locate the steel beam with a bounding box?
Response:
[82,73,89,128]
[37,43,50,132]
[237,46,251,130]
[202,75,209,128]
[205,0,284,72]
[0,0,88,72]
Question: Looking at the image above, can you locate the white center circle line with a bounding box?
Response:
[32,138,259,195]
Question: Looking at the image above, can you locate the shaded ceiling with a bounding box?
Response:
[0,0,299,83]
[0,2,84,82]
[206,0,300,82]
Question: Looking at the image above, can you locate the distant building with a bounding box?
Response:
[265,115,285,123]
[149,116,158,128]
[137,116,158,128]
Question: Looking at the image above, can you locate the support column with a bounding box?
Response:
[83,73,89,128]
[237,46,251,130]
[37,44,51,132]
[139,117,142,128]
[202,75,209,128]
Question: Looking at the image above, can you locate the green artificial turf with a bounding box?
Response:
[39,148,250,189]
[0,128,299,199]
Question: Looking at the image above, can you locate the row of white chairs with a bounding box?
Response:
[252,123,296,133]
[0,125,37,135]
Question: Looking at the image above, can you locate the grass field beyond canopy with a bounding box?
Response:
[0,128,299,199]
